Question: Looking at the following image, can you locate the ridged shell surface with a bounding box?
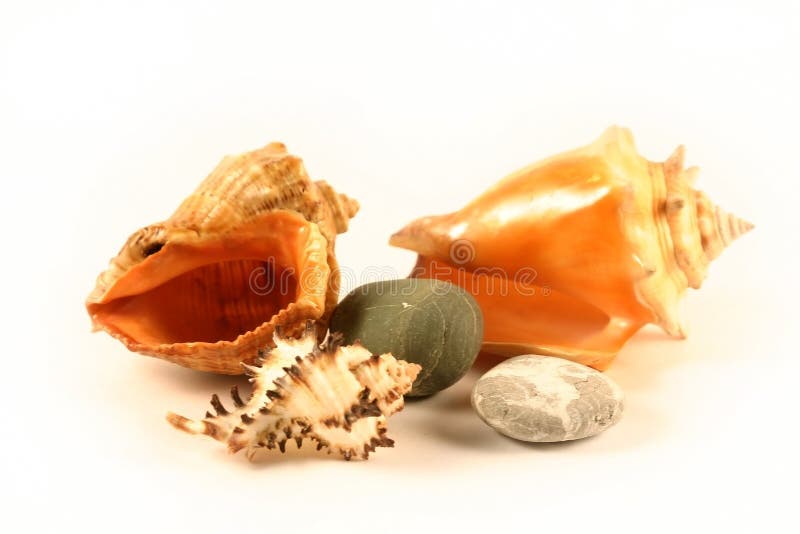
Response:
[87,143,359,373]
[167,324,420,461]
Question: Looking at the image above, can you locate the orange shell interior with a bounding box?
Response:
[87,210,328,350]
[411,256,642,370]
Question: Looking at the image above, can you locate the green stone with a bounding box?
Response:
[330,278,483,397]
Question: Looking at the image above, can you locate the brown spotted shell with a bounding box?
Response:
[86,143,359,373]
[167,324,421,461]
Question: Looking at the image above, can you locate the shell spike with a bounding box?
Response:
[166,329,419,462]
[166,412,210,435]
[230,386,245,408]
[684,165,700,185]
[241,362,259,375]
[210,394,228,416]
[663,145,686,178]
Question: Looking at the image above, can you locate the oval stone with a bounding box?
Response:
[330,278,483,397]
[471,355,624,442]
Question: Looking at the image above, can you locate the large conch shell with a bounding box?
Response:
[167,324,420,461]
[86,143,359,374]
[390,127,753,370]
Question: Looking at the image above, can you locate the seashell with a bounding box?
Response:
[390,127,753,370]
[471,355,624,442]
[166,323,421,461]
[86,142,359,374]
[330,278,483,397]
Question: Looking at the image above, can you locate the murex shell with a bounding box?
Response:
[86,142,359,374]
[390,126,754,370]
[167,324,421,461]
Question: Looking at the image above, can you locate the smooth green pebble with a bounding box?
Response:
[330,278,483,397]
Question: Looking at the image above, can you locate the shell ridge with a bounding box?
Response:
[87,142,358,374]
[167,330,419,461]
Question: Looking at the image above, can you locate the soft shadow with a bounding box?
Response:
[415,413,500,451]
[124,321,682,467]
[473,351,510,373]
[406,395,667,456]
[608,325,694,393]
[400,374,504,452]
[246,441,357,468]
[505,435,591,451]
[410,335,681,453]
[626,326,674,342]
[139,357,253,396]
[405,389,472,411]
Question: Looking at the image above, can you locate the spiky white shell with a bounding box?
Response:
[167,324,420,461]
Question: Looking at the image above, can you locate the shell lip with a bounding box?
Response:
[87,210,330,354]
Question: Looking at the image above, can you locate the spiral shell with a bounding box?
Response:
[167,324,420,461]
[390,127,753,369]
[86,143,359,373]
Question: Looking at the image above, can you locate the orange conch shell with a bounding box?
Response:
[390,127,753,370]
[87,142,359,374]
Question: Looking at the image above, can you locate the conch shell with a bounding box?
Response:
[390,127,753,370]
[167,324,420,461]
[86,143,359,374]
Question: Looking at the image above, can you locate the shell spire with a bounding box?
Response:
[167,324,420,461]
[695,190,754,262]
[661,145,754,292]
[316,180,360,234]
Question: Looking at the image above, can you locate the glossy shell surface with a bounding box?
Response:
[391,127,753,369]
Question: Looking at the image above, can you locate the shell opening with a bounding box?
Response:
[87,211,329,350]
[411,256,640,370]
[91,258,300,345]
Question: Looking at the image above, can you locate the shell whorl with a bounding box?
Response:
[316,180,360,234]
[695,190,754,262]
[662,146,754,290]
[168,142,358,238]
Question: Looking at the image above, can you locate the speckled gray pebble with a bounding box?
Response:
[471,355,624,442]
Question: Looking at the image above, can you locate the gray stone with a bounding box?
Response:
[471,355,624,442]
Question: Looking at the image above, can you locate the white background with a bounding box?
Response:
[2,1,798,532]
